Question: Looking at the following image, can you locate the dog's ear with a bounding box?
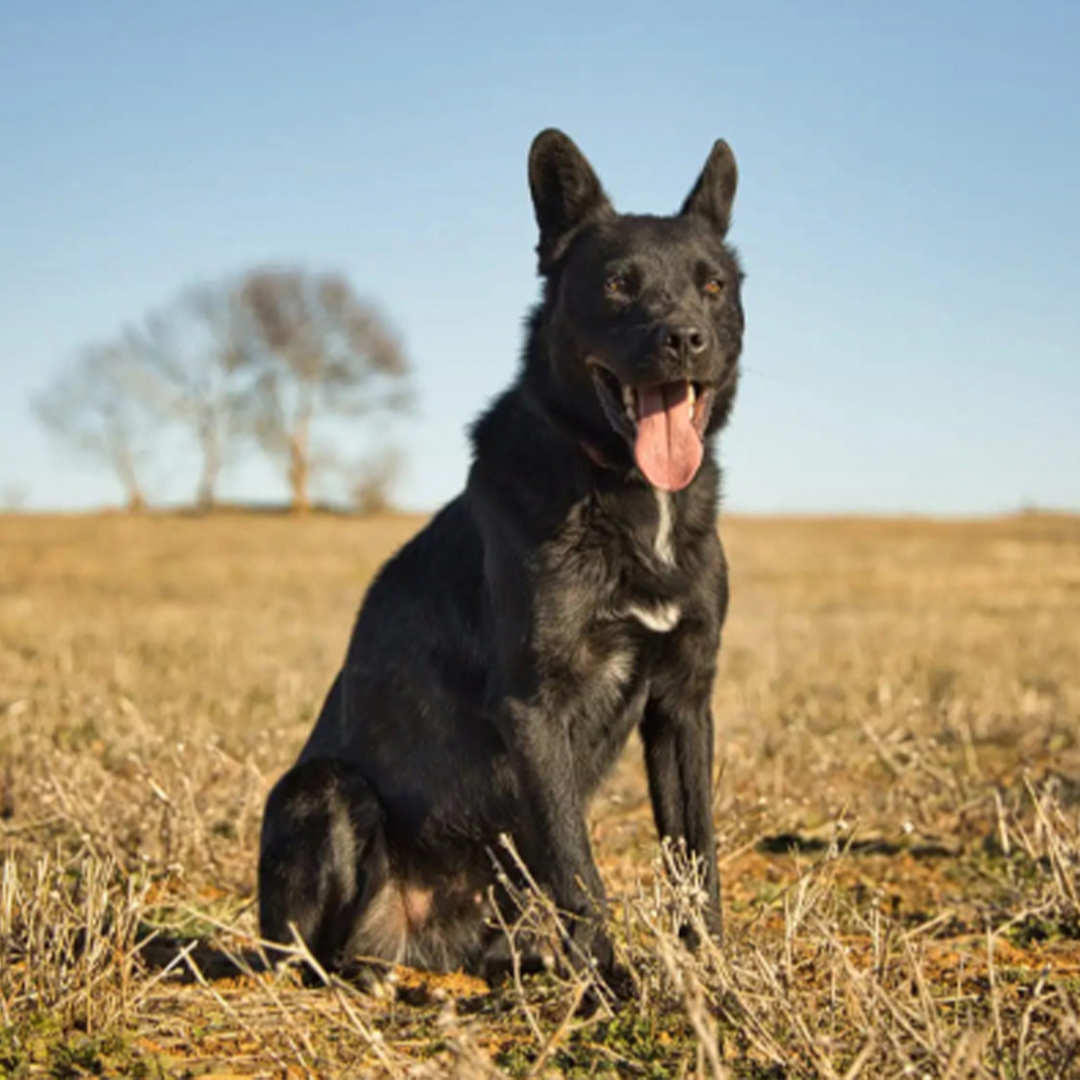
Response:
[680,140,738,237]
[529,129,612,273]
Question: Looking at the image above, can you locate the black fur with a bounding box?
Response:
[259,130,744,983]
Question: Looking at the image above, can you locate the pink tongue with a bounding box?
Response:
[634,382,703,491]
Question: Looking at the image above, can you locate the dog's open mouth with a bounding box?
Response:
[589,364,717,492]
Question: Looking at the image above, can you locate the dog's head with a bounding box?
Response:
[527,129,743,492]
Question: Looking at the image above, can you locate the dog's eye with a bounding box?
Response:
[604,275,628,298]
[703,278,725,298]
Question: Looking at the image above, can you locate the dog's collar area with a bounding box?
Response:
[579,439,621,471]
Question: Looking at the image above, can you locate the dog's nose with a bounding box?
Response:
[657,324,707,360]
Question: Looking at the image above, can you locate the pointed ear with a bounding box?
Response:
[529,129,612,272]
[680,139,738,236]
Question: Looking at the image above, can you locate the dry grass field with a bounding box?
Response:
[2,510,1080,1078]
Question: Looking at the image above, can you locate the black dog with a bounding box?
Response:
[259,129,744,983]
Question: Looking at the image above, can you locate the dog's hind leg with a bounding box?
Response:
[258,757,389,970]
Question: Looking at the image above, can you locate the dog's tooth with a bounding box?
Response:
[687,382,696,420]
[621,385,635,409]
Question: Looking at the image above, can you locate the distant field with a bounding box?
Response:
[2,511,1079,1077]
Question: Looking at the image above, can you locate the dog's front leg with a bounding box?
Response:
[502,698,616,976]
[640,683,722,943]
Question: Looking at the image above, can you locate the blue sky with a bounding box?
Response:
[2,1,1078,514]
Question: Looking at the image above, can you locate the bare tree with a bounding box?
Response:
[130,283,246,511]
[236,267,411,512]
[34,342,155,512]
[1,482,29,512]
[348,447,404,516]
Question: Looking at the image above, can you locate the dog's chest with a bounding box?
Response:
[621,489,682,631]
[647,489,676,569]
[537,489,688,693]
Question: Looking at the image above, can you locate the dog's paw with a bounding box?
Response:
[571,957,635,1017]
[598,957,634,1002]
[563,920,633,1000]
[478,932,553,984]
[677,903,723,954]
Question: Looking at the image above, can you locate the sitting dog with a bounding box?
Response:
[259,129,744,983]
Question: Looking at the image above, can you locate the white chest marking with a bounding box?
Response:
[654,490,675,566]
[627,601,681,633]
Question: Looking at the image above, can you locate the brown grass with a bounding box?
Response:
[2,510,1079,1077]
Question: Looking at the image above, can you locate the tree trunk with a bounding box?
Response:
[196,412,220,512]
[195,475,215,513]
[114,443,147,514]
[288,430,310,513]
